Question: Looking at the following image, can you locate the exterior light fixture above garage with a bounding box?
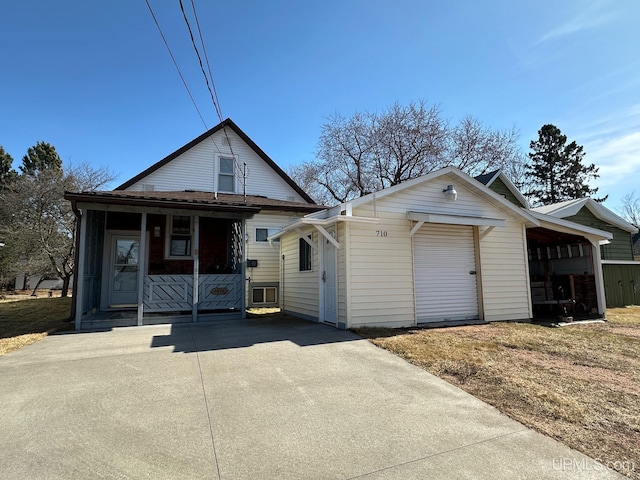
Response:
[443,185,457,201]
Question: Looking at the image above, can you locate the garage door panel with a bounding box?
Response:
[414,223,478,323]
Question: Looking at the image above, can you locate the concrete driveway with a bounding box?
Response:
[0,315,623,479]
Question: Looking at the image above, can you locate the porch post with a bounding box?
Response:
[241,219,247,319]
[192,215,199,322]
[590,238,607,317]
[137,212,147,326]
[74,209,87,330]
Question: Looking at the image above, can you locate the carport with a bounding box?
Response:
[527,212,612,319]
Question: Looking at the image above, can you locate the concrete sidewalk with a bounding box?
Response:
[0,316,624,479]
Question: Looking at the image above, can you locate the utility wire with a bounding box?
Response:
[144,0,209,130]
[178,0,242,187]
[178,0,222,123]
[189,0,224,122]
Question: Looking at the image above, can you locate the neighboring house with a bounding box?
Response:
[633,231,640,261]
[532,198,640,307]
[66,119,322,329]
[271,167,613,329]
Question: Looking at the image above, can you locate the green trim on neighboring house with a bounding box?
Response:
[566,207,634,261]
[487,178,526,208]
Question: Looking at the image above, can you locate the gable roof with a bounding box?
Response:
[116,118,316,204]
[321,166,539,226]
[473,169,530,209]
[532,198,638,234]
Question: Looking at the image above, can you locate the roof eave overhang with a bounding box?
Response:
[529,211,613,241]
[64,192,261,217]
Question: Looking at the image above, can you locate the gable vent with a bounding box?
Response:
[143,184,155,191]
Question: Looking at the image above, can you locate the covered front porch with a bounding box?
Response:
[68,191,259,330]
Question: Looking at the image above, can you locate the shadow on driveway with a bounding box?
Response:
[149,313,359,353]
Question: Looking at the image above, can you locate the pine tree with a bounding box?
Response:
[0,145,17,189]
[526,124,605,206]
[20,141,63,177]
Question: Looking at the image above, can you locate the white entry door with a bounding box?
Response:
[322,229,338,325]
[108,235,140,307]
[413,223,478,323]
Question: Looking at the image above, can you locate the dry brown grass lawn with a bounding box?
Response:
[0,296,73,356]
[357,308,640,479]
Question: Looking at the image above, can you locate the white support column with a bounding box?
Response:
[241,219,247,319]
[74,209,87,330]
[137,212,147,326]
[192,215,200,322]
[590,238,607,317]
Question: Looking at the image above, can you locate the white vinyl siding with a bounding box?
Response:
[478,221,531,321]
[245,213,293,284]
[347,208,415,328]
[413,224,478,323]
[337,222,348,326]
[124,129,307,202]
[347,172,531,327]
[281,226,319,320]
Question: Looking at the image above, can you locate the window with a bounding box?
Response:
[255,227,281,243]
[218,157,235,193]
[251,286,278,305]
[168,215,192,257]
[299,235,312,271]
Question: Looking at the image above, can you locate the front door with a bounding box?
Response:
[322,228,338,325]
[108,235,140,307]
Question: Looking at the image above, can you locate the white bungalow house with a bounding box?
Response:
[270,167,613,329]
[66,119,322,329]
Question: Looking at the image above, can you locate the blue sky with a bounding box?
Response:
[1,0,639,211]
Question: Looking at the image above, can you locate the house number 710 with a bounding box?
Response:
[376,230,388,237]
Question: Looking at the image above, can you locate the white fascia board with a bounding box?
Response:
[267,215,379,242]
[496,172,531,209]
[535,198,638,234]
[602,260,640,265]
[407,211,506,227]
[530,211,613,240]
[345,166,539,227]
[347,167,455,210]
[586,201,639,233]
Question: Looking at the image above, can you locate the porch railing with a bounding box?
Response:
[143,274,242,312]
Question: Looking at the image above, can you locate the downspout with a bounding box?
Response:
[69,199,82,323]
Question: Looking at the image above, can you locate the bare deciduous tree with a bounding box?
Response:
[291,101,527,205]
[619,191,640,226]
[0,156,114,296]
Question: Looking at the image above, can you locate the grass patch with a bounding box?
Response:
[0,296,73,356]
[356,308,640,479]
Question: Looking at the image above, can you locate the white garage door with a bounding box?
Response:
[413,223,479,323]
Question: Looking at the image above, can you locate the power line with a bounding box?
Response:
[188,0,224,122]
[144,0,209,130]
[178,0,222,123]
[146,0,246,195]
[177,0,242,185]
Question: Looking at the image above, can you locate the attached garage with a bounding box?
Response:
[272,167,556,329]
[413,223,479,323]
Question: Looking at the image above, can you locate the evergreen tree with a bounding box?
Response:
[20,141,63,177]
[0,145,17,189]
[526,124,604,206]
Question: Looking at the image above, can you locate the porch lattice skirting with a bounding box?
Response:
[143,274,242,312]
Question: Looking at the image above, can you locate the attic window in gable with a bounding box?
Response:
[218,157,235,193]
